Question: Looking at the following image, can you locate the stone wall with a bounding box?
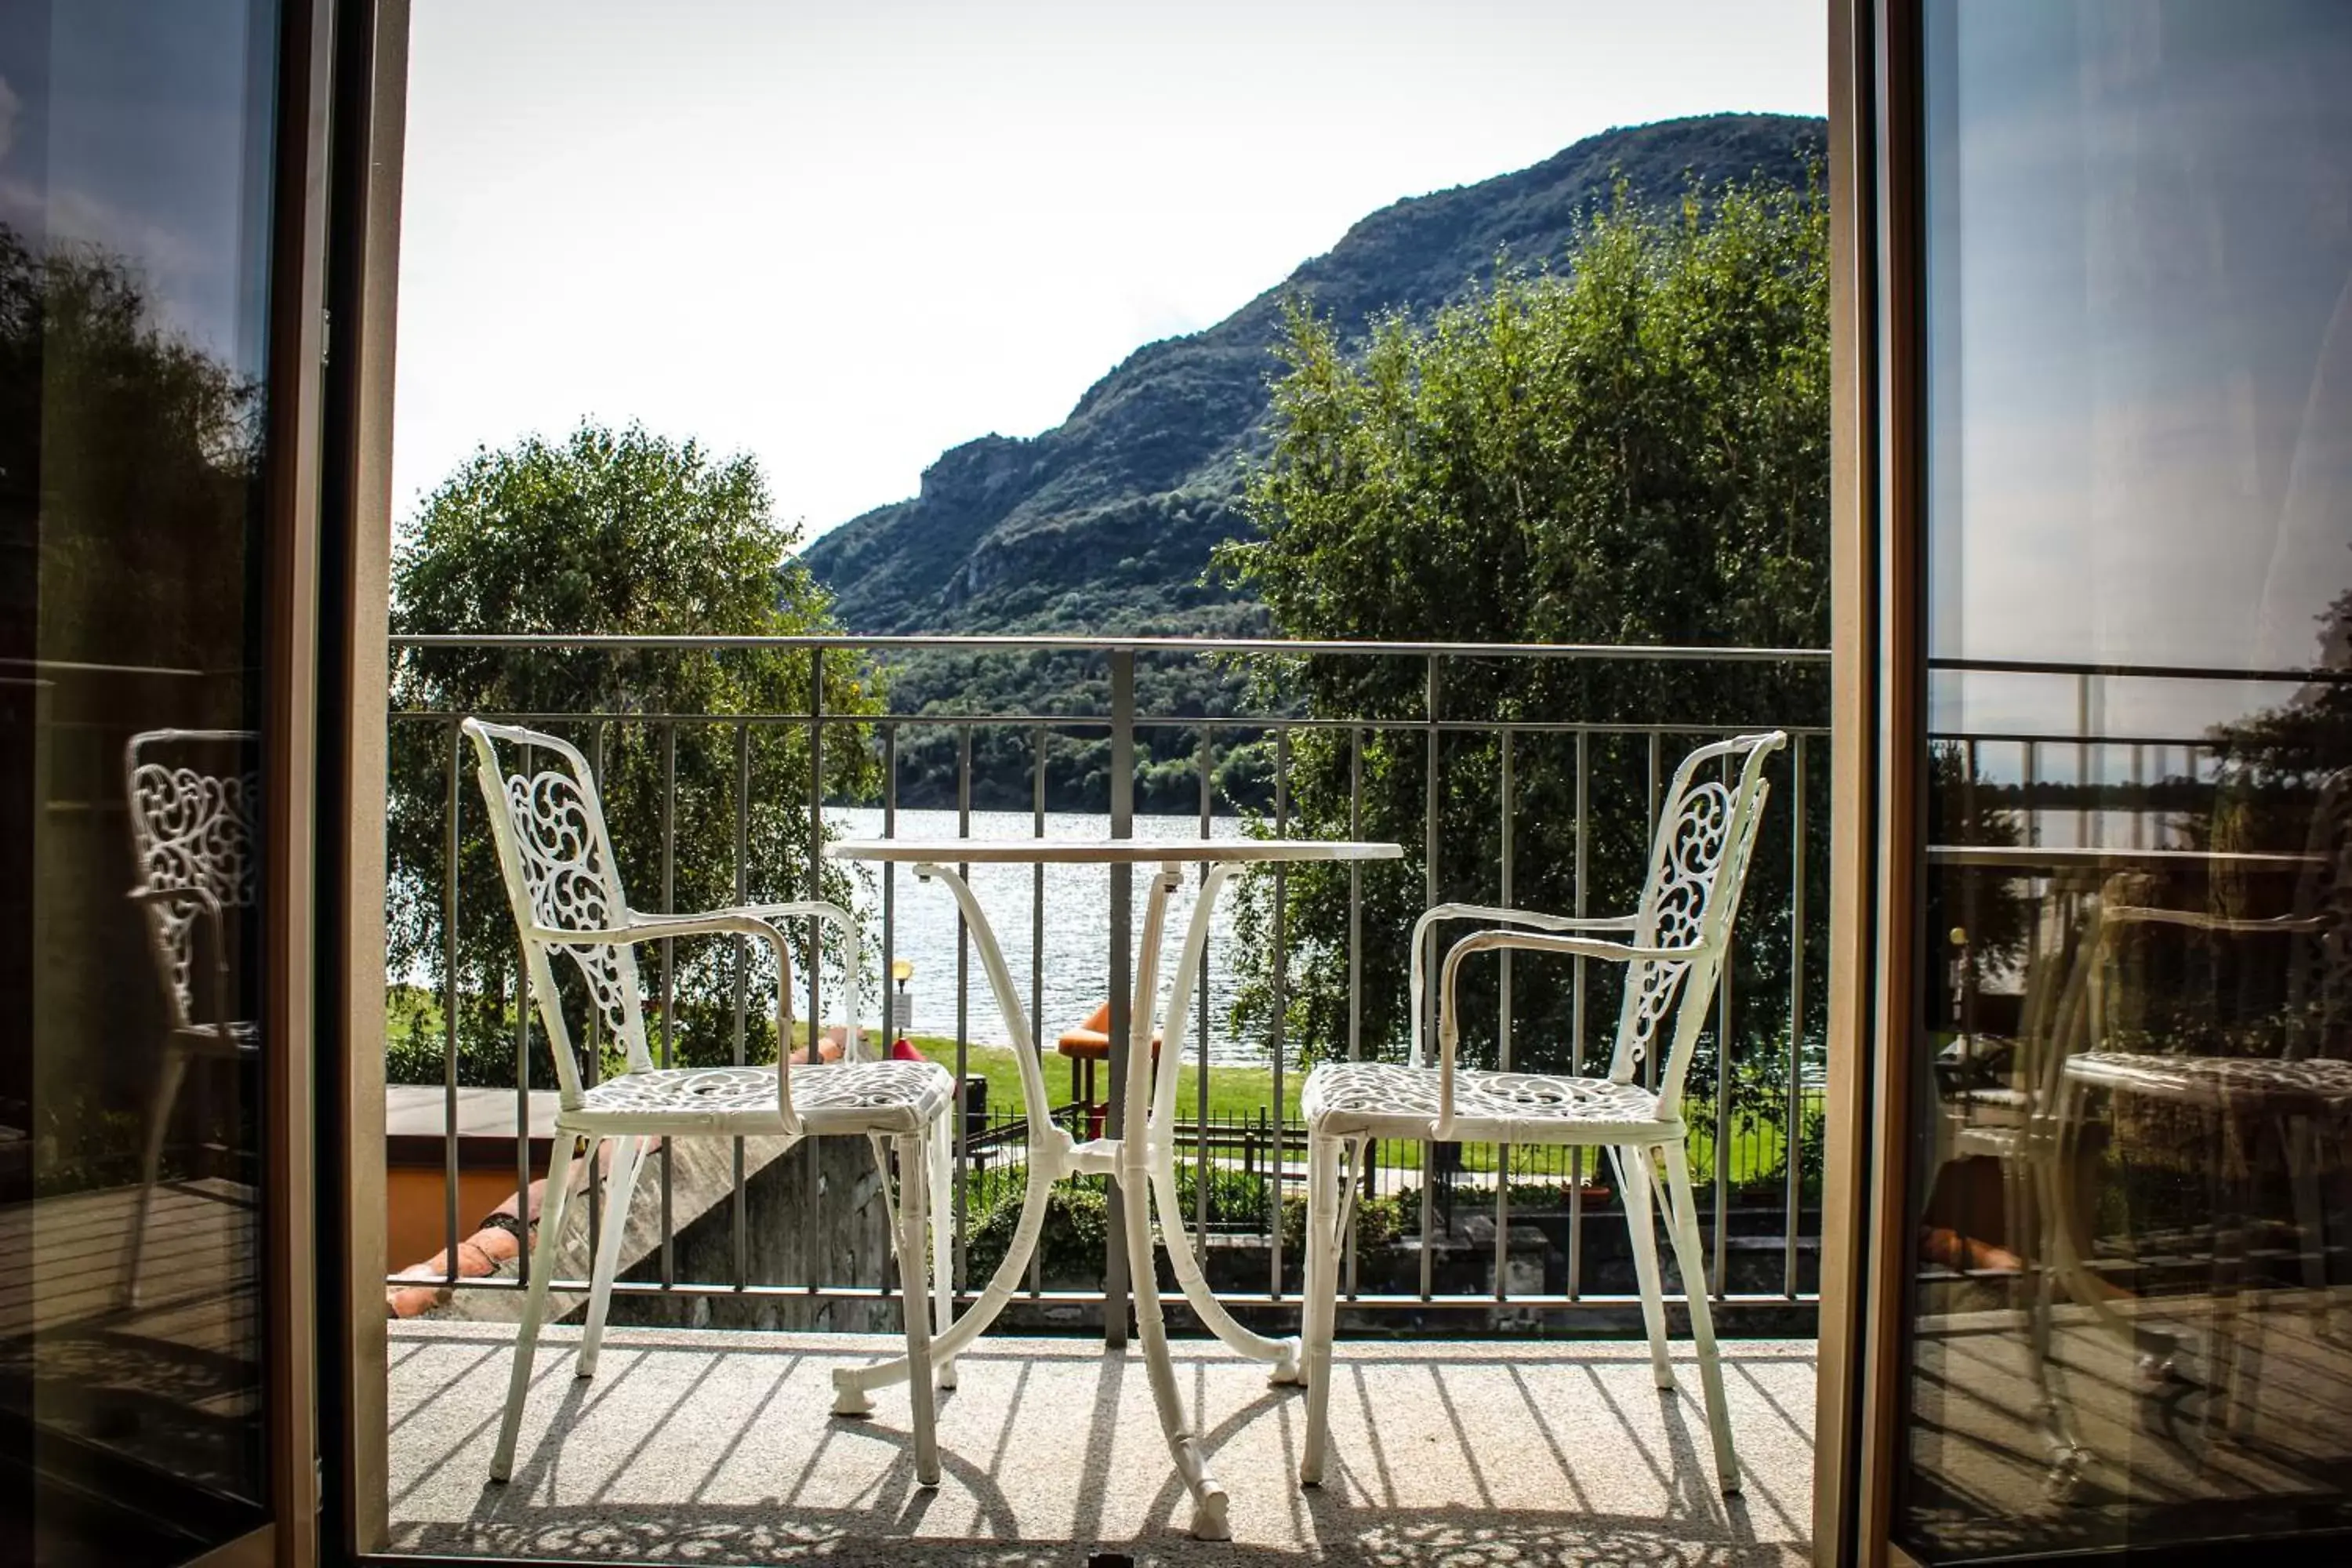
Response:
[430,1131,904,1335]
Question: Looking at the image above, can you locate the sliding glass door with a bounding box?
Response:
[1889,0,2352,1558]
[0,2,310,1561]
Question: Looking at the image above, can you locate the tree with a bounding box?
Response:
[1213,172,1831,1171]
[1,227,262,673]
[386,422,880,1086]
[2,227,265,1191]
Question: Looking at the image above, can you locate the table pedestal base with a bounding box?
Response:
[818,842,1397,1535]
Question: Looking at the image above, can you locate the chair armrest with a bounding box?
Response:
[2101,904,2325,936]
[1432,928,1701,1140]
[728,901,866,1058]
[537,911,791,946]
[537,899,868,1060]
[525,909,829,1133]
[1407,903,1639,1066]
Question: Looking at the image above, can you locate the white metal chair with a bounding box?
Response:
[1298,729,1787,1495]
[463,718,958,1486]
[2043,800,2352,1452]
[121,729,263,1308]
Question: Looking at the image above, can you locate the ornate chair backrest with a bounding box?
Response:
[2082,763,2352,1069]
[463,719,652,1107]
[2016,873,2107,1114]
[125,730,260,1035]
[1610,731,1787,1107]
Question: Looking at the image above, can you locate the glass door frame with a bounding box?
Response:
[1814,2,1900,1566]
[315,0,407,1563]
[249,0,340,1563]
[1817,0,1974,1563]
[238,0,402,1562]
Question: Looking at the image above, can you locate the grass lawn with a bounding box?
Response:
[898,1035,1276,1126]
[386,985,1276,1123]
[384,989,1794,1189]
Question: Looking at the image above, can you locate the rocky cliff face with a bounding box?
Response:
[800,113,1825,646]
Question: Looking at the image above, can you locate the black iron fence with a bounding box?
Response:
[383,633,1830,1330]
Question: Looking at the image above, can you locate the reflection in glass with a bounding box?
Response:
[0,2,281,1561]
[1907,0,2352,1559]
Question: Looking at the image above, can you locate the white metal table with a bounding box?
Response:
[822,835,1402,1537]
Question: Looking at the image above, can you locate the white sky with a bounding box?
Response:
[394,0,1826,541]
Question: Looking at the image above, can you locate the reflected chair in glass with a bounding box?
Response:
[463,719,958,1486]
[121,729,262,1308]
[1969,781,2352,1497]
[2060,836,2352,1443]
[1932,872,2107,1500]
[1296,730,1787,1496]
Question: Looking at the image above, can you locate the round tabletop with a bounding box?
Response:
[824,837,1403,866]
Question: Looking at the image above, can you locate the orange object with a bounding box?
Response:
[1057,1003,1163,1140]
[1055,1001,1162,1061]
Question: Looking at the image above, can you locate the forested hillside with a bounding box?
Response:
[799,112,1826,806]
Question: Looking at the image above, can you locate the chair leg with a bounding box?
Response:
[492,1133,591,1483]
[578,1135,650,1379]
[119,1049,191,1309]
[894,1131,942,1487]
[1614,1145,1677,1391]
[929,1111,957,1389]
[1300,1130,1341,1486]
[1660,1141,1741,1494]
[2288,1116,2329,1320]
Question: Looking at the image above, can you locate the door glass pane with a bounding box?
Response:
[0,1,282,1561]
[1908,0,2352,1558]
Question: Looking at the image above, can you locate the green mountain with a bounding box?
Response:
[799,112,1826,807]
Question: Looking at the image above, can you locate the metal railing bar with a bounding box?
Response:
[1784,735,1807,1298]
[1196,728,1214,1263]
[1420,656,1439,1304]
[2130,742,2145,851]
[805,653,825,1064]
[1103,652,1135,1345]
[956,723,973,1291]
[1926,652,2346,684]
[732,720,750,1288]
[1495,728,1513,1301]
[397,1270,1816,1312]
[1569,727,1588,1299]
[1712,746,1733,1298]
[1270,724,1289,1300]
[394,631,1831,662]
[659,720,678,1288]
[1345,724,1363,1302]
[390,707,1828,741]
[2024,739,2039,848]
[1030,728,1047,1298]
[441,720,462,1288]
[512,737,532,1287]
[584,724,606,1258]
[883,721,899,1288]
[1926,728,2244,750]
[1645,732,1661,1093]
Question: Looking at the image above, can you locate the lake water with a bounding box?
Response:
[824,807,1261,1062]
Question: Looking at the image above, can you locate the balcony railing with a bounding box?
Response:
[383,634,1831,1333]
